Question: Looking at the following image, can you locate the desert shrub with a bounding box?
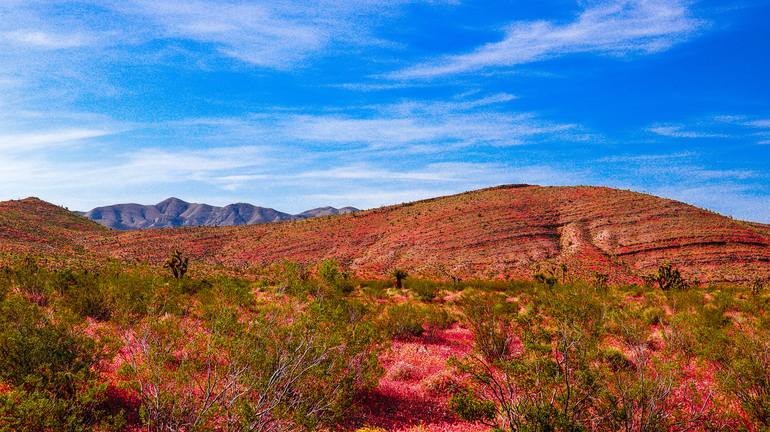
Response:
[406,279,441,302]
[662,313,699,357]
[382,302,426,338]
[178,277,212,295]
[2,257,50,304]
[718,332,770,429]
[424,304,456,330]
[274,260,312,295]
[361,280,389,298]
[118,317,213,430]
[533,271,557,289]
[59,271,113,320]
[592,272,609,290]
[600,357,683,432]
[642,306,665,325]
[601,347,633,372]
[452,319,602,432]
[0,295,121,430]
[538,283,606,339]
[422,370,460,395]
[200,276,254,308]
[449,390,496,423]
[462,291,516,361]
[316,259,354,295]
[120,296,383,431]
[241,298,383,429]
[751,278,766,297]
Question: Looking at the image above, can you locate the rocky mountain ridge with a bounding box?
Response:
[83,197,358,230]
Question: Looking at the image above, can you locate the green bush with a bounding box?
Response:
[406,279,440,302]
[601,347,633,371]
[642,306,665,325]
[316,259,354,295]
[719,332,770,429]
[449,390,496,422]
[382,302,425,338]
[0,295,121,430]
[461,291,516,360]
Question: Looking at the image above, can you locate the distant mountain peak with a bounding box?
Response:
[83,199,360,230]
[157,197,188,205]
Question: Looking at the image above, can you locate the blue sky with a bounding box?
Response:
[1,0,769,221]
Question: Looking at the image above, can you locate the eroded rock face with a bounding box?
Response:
[2,186,769,284]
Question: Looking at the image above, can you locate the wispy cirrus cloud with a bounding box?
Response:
[1,30,98,49]
[0,0,458,69]
[159,93,583,152]
[647,124,728,138]
[646,114,770,144]
[390,0,704,79]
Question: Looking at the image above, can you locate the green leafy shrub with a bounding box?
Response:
[317,258,354,295]
[719,332,770,429]
[642,306,665,325]
[0,295,121,430]
[274,260,312,295]
[449,390,496,423]
[461,291,516,360]
[406,279,440,302]
[601,347,633,372]
[382,303,426,338]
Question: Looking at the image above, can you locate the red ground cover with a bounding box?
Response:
[349,325,490,432]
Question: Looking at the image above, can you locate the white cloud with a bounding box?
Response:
[649,115,770,144]
[745,119,770,129]
[1,30,97,49]
[272,94,576,149]
[647,124,727,138]
[599,151,695,162]
[84,0,456,68]
[391,0,703,79]
[0,129,115,151]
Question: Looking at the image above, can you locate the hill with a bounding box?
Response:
[1,186,768,283]
[0,198,106,255]
[83,198,359,229]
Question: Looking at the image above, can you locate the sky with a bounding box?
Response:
[0,0,769,222]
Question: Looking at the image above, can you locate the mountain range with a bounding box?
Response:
[80,198,358,230]
[1,185,768,284]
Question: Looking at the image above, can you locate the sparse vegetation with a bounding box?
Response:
[0,250,768,431]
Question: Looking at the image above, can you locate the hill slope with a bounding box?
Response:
[0,198,107,254]
[83,198,359,229]
[1,186,768,283]
[90,185,770,283]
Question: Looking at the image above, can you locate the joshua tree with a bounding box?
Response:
[164,250,189,280]
[653,262,688,291]
[560,263,569,284]
[534,272,558,290]
[752,278,766,296]
[391,268,408,289]
[592,272,609,290]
